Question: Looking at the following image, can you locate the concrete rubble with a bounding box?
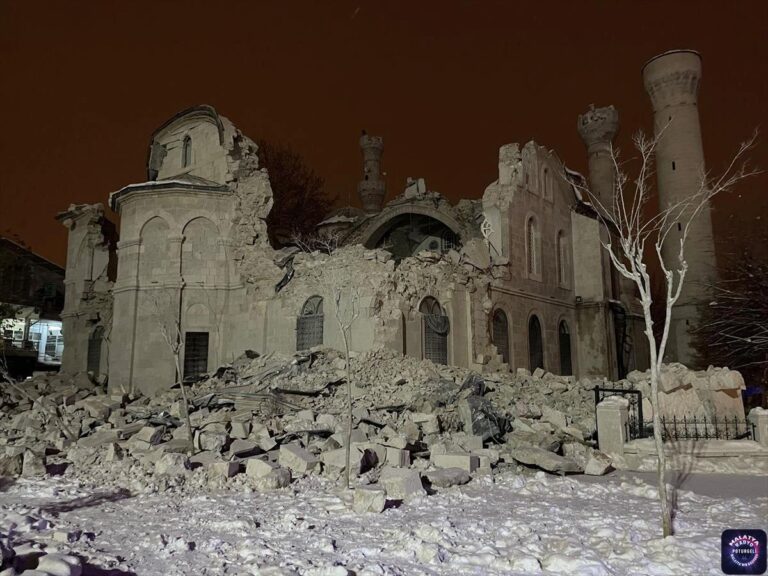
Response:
[4,348,712,531]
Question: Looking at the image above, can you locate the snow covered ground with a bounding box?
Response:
[2,469,766,576]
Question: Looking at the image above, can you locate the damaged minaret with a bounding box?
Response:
[643,50,715,365]
[577,105,619,207]
[357,131,386,213]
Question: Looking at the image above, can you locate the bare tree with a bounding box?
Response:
[258,139,335,247]
[291,233,366,489]
[149,289,194,455]
[583,128,757,537]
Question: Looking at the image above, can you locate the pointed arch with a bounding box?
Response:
[528,314,544,371]
[492,308,510,365]
[420,296,449,364]
[297,296,324,350]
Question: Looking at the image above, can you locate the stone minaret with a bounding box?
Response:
[577,105,620,207]
[357,132,386,213]
[643,49,715,365]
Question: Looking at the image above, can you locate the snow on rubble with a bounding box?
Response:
[1,348,764,574]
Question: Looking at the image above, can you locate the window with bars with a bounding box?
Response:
[559,320,572,375]
[492,309,510,365]
[420,296,449,365]
[183,332,209,380]
[297,296,324,350]
[528,315,543,371]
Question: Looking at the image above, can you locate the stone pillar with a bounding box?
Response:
[596,396,629,457]
[577,105,619,207]
[643,50,715,366]
[357,133,386,213]
[748,408,768,447]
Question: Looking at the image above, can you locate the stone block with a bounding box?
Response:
[279,444,320,475]
[155,453,190,477]
[379,467,425,501]
[209,461,240,479]
[432,452,479,473]
[508,446,582,475]
[195,430,227,453]
[246,458,279,478]
[104,443,124,462]
[0,454,22,477]
[133,426,163,445]
[21,450,46,477]
[35,553,82,576]
[353,485,386,513]
[252,467,291,490]
[229,439,260,459]
[424,467,471,488]
[229,420,251,439]
[385,447,410,468]
[541,405,570,430]
[584,450,612,476]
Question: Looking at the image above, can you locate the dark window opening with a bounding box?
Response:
[297,296,324,350]
[184,332,209,380]
[672,161,676,171]
[528,315,543,371]
[182,135,192,168]
[492,309,510,364]
[677,222,682,232]
[559,321,572,376]
[420,296,449,364]
[87,326,104,374]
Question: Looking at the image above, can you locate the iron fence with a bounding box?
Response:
[594,383,645,441]
[644,414,754,441]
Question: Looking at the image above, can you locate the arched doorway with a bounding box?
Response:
[559,320,572,375]
[420,296,449,364]
[492,309,510,364]
[528,315,543,371]
[297,296,324,350]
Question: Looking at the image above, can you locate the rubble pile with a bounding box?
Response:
[1,348,614,513]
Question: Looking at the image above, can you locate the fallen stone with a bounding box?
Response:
[379,467,425,501]
[584,450,613,476]
[132,426,163,445]
[229,420,251,439]
[21,450,46,477]
[424,467,471,488]
[0,453,22,477]
[353,485,386,513]
[245,458,279,478]
[154,453,190,477]
[35,553,83,576]
[279,444,320,475]
[432,452,479,474]
[385,447,410,468]
[541,405,570,430]
[229,439,260,459]
[457,396,502,441]
[252,467,291,490]
[209,461,240,479]
[508,446,582,475]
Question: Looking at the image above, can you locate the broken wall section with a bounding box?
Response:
[56,203,117,382]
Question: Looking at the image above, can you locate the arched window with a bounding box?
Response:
[528,315,543,371]
[420,296,449,364]
[527,216,539,277]
[559,320,572,375]
[492,309,510,364]
[557,230,568,286]
[87,325,104,375]
[297,296,324,350]
[182,135,192,168]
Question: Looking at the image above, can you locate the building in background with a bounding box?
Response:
[0,236,65,375]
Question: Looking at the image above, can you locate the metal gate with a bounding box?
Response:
[184,332,209,380]
[297,296,324,350]
[594,383,645,444]
[421,297,449,365]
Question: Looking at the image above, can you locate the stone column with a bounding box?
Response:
[577,105,619,208]
[357,134,386,213]
[643,50,715,365]
[748,408,768,447]
[596,396,629,457]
